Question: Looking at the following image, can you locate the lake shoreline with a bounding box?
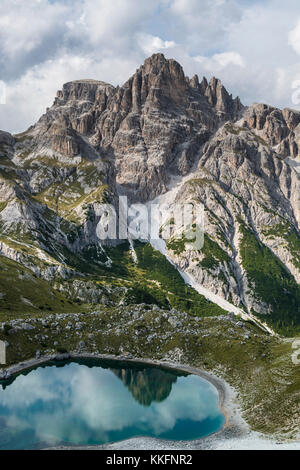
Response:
[2,352,300,449]
[0,352,250,449]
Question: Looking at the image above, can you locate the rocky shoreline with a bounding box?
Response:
[1,306,300,443]
[0,352,249,449]
[2,352,300,450]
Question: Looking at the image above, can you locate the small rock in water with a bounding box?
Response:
[55,353,70,361]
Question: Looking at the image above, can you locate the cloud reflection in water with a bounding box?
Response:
[0,361,224,449]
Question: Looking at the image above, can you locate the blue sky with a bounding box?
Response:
[1,0,300,133]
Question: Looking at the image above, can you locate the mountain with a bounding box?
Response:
[112,366,178,406]
[0,53,299,335]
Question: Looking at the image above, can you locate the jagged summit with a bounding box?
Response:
[0,53,299,335]
[27,54,245,201]
[136,52,186,80]
[54,79,114,107]
[52,53,243,119]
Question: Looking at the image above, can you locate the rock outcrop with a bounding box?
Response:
[26,54,244,202]
[0,53,299,333]
[239,103,300,158]
[162,122,299,321]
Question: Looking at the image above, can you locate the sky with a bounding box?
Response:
[1,0,300,133]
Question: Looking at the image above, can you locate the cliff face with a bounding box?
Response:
[162,123,299,320]
[29,54,244,202]
[0,53,299,333]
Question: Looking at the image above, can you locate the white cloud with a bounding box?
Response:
[195,51,245,72]
[166,0,242,53]
[0,81,6,105]
[1,0,300,133]
[137,33,176,56]
[0,0,69,77]
[289,19,300,55]
[76,0,159,46]
[2,53,139,133]
[211,52,245,68]
[0,363,222,445]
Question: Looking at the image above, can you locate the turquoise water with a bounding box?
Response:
[0,359,225,449]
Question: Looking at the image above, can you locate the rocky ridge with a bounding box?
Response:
[0,53,299,334]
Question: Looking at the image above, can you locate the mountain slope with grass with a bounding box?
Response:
[0,53,299,336]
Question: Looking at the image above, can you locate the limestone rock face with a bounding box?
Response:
[162,122,299,316]
[0,130,15,147]
[239,103,300,159]
[27,53,243,202]
[54,79,114,105]
[0,53,299,324]
[97,55,243,201]
[204,76,243,119]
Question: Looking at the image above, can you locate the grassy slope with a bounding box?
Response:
[132,242,225,316]
[0,240,225,320]
[239,223,300,336]
[0,256,82,317]
[262,222,300,270]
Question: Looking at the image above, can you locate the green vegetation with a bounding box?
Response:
[186,177,214,187]
[166,233,190,255]
[0,155,16,168]
[239,222,300,335]
[252,133,268,146]
[123,283,170,309]
[0,202,8,212]
[224,124,268,146]
[0,256,82,318]
[14,133,33,143]
[134,241,225,316]
[198,234,230,270]
[225,123,245,135]
[166,225,204,255]
[26,156,108,224]
[0,238,225,319]
[34,180,109,222]
[262,222,300,270]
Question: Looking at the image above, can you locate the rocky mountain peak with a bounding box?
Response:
[12,54,246,201]
[0,55,299,337]
[239,102,300,158]
[54,79,114,106]
[201,76,243,117]
[120,53,189,112]
[189,74,199,88]
[140,53,186,82]
[0,130,14,147]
